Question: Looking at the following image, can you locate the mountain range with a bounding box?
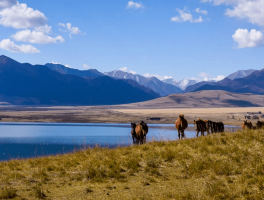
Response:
[105,70,183,96]
[0,55,262,106]
[226,69,255,80]
[45,63,104,78]
[163,78,198,90]
[192,69,264,94]
[0,55,159,105]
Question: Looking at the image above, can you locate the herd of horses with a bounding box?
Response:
[131,114,225,144]
[242,120,264,130]
[131,116,264,145]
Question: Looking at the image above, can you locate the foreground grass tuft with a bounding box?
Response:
[0,129,264,199]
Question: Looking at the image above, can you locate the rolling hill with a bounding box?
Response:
[107,90,264,109]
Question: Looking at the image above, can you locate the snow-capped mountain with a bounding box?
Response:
[163,78,198,90]
[105,70,183,96]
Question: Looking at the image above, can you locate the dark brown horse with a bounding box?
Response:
[204,120,212,135]
[256,121,264,129]
[175,114,188,139]
[194,119,206,137]
[135,121,148,144]
[242,120,252,130]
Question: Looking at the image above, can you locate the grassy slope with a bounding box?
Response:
[0,129,264,199]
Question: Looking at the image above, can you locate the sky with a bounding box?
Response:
[0,0,264,82]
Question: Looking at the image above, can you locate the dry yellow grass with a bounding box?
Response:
[1,128,264,199]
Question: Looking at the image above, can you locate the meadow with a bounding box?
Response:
[0,128,264,199]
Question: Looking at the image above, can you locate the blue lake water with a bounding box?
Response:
[0,123,240,161]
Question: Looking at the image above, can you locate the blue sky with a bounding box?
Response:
[0,0,264,81]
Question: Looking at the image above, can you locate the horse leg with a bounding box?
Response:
[181,129,185,139]
[197,130,199,137]
[178,129,181,140]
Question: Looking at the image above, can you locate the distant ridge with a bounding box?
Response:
[193,69,264,94]
[0,55,159,105]
[45,63,104,78]
[226,69,255,80]
[105,70,183,96]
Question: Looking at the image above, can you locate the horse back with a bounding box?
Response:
[135,124,142,135]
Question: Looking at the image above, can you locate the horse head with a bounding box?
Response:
[131,123,136,129]
[179,114,184,120]
[140,121,148,134]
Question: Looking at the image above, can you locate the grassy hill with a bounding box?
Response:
[0,129,264,199]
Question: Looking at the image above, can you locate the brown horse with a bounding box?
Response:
[194,119,206,137]
[242,120,252,130]
[175,114,188,139]
[135,121,148,144]
[204,120,212,135]
[256,121,264,129]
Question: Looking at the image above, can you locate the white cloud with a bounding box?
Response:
[0,0,17,10]
[0,2,47,29]
[198,72,225,81]
[171,9,204,23]
[12,30,64,44]
[202,0,264,27]
[232,28,264,48]
[127,1,144,9]
[201,0,242,5]
[59,23,83,37]
[225,0,264,27]
[195,8,208,15]
[83,64,92,70]
[119,67,136,75]
[0,39,40,53]
[144,73,173,80]
[34,25,52,34]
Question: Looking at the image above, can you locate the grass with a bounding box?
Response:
[0,129,264,199]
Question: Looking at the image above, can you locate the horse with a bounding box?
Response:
[204,120,213,135]
[256,121,264,129]
[194,119,206,137]
[175,114,188,139]
[216,122,224,132]
[242,120,252,130]
[135,121,148,144]
[131,123,137,144]
[140,121,148,143]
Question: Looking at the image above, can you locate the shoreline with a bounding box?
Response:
[1,106,263,126]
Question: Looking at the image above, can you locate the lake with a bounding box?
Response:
[0,122,240,161]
